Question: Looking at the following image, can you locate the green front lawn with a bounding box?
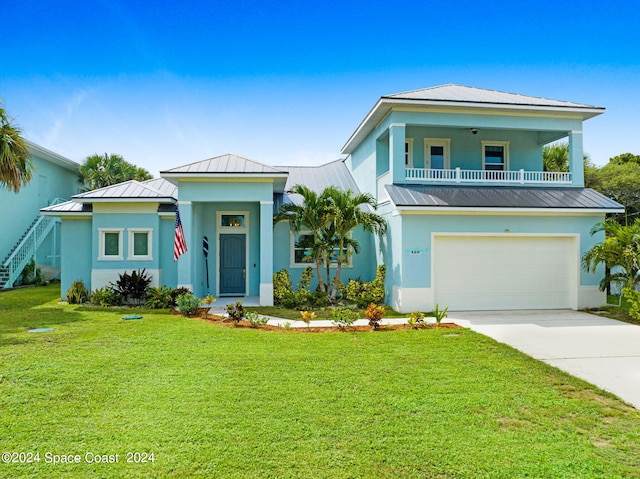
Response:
[1,285,640,478]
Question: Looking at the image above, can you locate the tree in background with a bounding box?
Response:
[582,218,640,291]
[0,104,33,192]
[80,153,152,191]
[585,153,640,224]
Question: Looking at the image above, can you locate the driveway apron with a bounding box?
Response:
[449,310,640,409]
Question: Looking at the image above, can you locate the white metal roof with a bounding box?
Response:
[72,179,176,202]
[161,153,287,175]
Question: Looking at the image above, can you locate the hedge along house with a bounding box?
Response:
[43,85,623,311]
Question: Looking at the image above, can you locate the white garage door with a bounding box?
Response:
[433,235,576,311]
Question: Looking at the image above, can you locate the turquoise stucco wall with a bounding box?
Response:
[158,216,178,288]
[394,213,606,290]
[1,152,79,262]
[60,219,92,298]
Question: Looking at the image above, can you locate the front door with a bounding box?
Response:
[219,234,246,295]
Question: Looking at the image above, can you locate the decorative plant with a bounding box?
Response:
[346,265,386,307]
[246,311,269,328]
[169,287,191,307]
[364,303,385,330]
[273,269,293,306]
[408,311,426,329]
[19,259,43,286]
[66,279,89,304]
[145,286,174,309]
[432,304,449,327]
[110,269,152,305]
[623,288,640,320]
[331,308,358,330]
[90,287,117,307]
[175,292,202,316]
[299,310,316,327]
[203,295,217,305]
[225,301,245,324]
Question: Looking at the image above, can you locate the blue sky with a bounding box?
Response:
[3,0,640,176]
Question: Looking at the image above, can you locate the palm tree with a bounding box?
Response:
[80,153,152,190]
[0,105,33,193]
[274,184,332,292]
[324,187,387,301]
[582,218,640,291]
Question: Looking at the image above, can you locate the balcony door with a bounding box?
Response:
[424,139,451,179]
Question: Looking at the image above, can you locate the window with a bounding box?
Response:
[404,139,414,167]
[424,138,451,170]
[482,141,509,171]
[128,229,153,260]
[98,228,123,260]
[291,232,352,268]
[221,214,245,227]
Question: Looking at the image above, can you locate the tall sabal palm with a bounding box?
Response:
[80,153,152,191]
[274,184,332,292]
[324,187,387,301]
[0,106,33,193]
[582,218,640,291]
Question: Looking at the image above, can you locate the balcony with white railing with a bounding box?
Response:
[405,167,572,185]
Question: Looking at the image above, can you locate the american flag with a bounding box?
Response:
[174,207,187,261]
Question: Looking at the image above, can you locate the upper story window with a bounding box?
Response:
[482,141,509,171]
[404,139,414,167]
[98,228,123,261]
[424,138,451,170]
[128,228,153,261]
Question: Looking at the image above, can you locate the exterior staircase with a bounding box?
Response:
[0,198,66,289]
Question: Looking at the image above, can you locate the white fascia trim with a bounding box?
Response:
[395,206,624,215]
[40,211,92,217]
[260,200,274,205]
[73,197,174,203]
[158,212,177,217]
[162,173,289,180]
[26,140,80,172]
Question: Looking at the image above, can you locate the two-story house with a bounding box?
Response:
[42,85,623,311]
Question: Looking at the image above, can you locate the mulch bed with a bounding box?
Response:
[192,312,462,332]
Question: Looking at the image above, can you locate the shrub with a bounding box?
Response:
[346,265,386,307]
[246,311,269,328]
[170,287,191,307]
[331,308,358,330]
[67,279,89,304]
[299,310,316,327]
[310,290,329,307]
[203,295,216,305]
[623,288,640,320]
[175,292,202,316]
[364,303,385,330]
[91,287,118,307]
[273,269,293,306]
[19,259,43,286]
[297,267,313,290]
[408,311,426,329]
[145,286,174,309]
[110,269,152,305]
[226,301,245,324]
[432,304,449,327]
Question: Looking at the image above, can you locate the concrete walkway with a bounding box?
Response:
[449,310,640,409]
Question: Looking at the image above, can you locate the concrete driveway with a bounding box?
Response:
[449,310,640,409]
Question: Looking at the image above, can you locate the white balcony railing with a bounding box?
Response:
[405,167,572,185]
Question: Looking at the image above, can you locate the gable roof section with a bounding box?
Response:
[40,200,92,215]
[342,84,605,155]
[385,84,600,109]
[161,153,287,175]
[72,179,177,203]
[274,159,361,209]
[385,185,624,212]
[26,140,79,173]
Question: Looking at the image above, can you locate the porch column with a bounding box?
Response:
[176,201,194,291]
[568,131,584,186]
[259,201,274,306]
[390,123,406,184]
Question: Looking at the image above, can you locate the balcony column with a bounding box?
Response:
[568,131,584,186]
[390,123,406,184]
